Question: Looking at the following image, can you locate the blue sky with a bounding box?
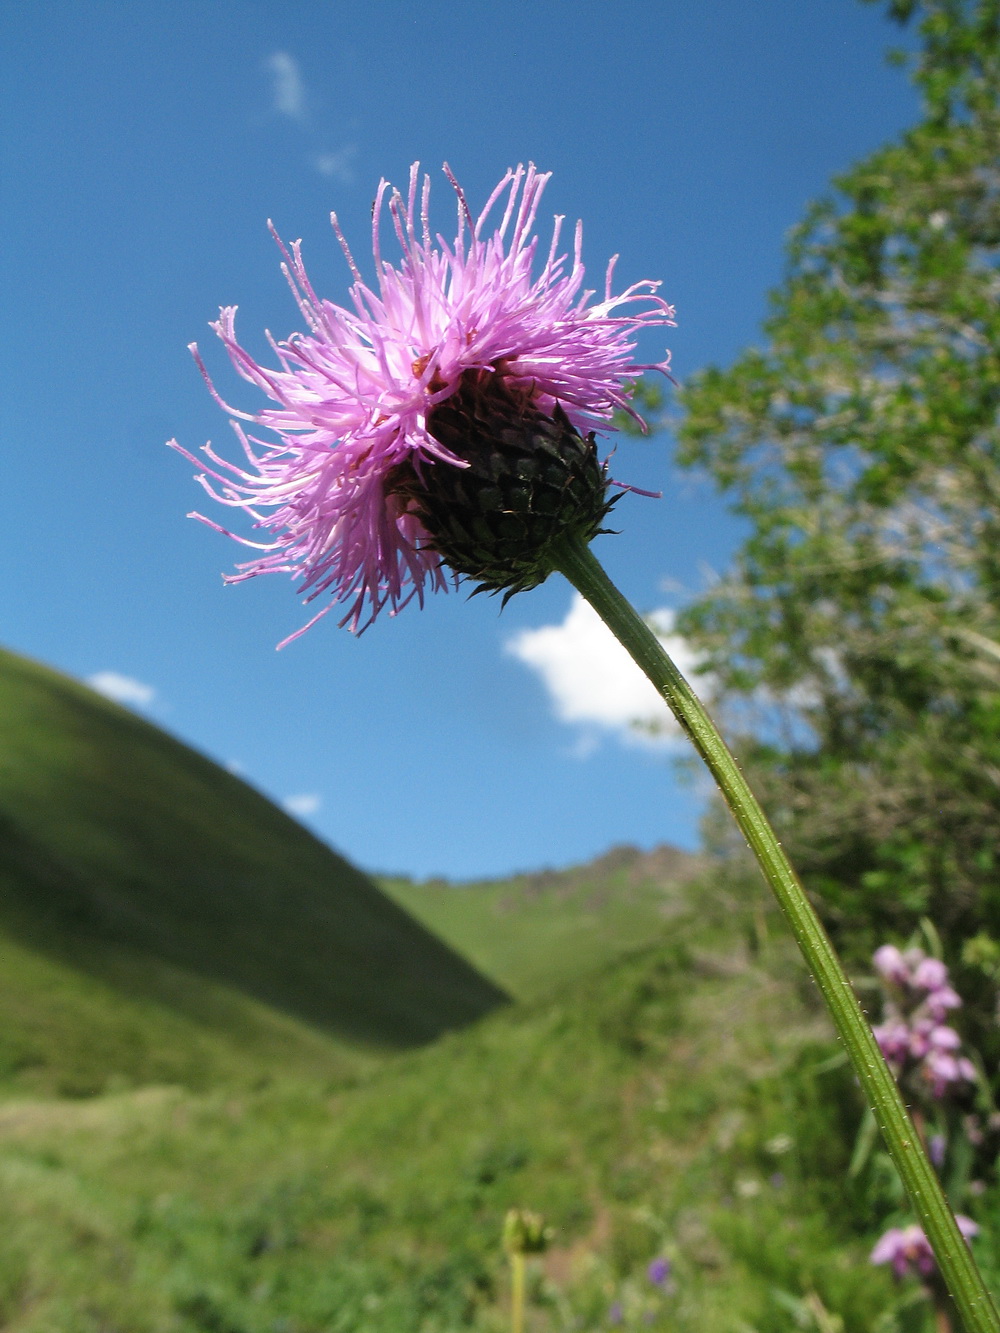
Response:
[2,1,919,879]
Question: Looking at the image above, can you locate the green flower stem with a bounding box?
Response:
[552,535,1000,1333]
[510,1252,526,1333]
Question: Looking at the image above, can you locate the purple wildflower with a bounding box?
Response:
[871,1217,978,1280]
[871,945,974,1098]
[608,1301,624,1325]
[872,1017,913,1068]
[925,985,962,1023]
[647,1257,671,1287]
[912,957,949,992]
[922,1034,977,1099]
[172,163,674,640]
[873,945,912,989]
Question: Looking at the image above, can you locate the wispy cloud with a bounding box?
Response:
[87,671,156,711]
[283,792,322,818]
[313,146,357,185]
[262,51,357,181]
[264,51,307,122]
[506,594,703,753]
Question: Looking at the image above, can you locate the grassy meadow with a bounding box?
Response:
[0,647,993,1332]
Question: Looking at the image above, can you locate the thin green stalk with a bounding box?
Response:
[510,1251,526,1333]
[552,535,1000,1333]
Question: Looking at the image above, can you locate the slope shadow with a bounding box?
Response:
[0,650,508,1049]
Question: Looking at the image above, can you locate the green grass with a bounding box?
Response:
[0,644,993,1331]
[0,868,941,1333]
[0,927,376,1097]
[379,844,704,1002]
[0,646,506,1058]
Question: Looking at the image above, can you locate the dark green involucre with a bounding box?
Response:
[390,371,616,602]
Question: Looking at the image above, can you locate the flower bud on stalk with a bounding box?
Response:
[502,1208,552,1257]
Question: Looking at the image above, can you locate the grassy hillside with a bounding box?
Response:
[379,844,704,1002]
[0,647,506,1059]
[2,646,996,1329]
[0,926,381,1098]
[0,868,941,1333]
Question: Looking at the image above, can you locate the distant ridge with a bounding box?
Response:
[381,842,705,1002]
[0,647,507,1048]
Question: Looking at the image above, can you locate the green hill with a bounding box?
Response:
[0,868,922,1333]
[0,647,507,1082]
[0,927,371,1097]
[2,646,994,1329]
[379,843,704,1002]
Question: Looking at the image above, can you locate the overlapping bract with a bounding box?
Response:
[171,164,674,639]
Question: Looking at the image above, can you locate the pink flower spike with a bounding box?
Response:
[907,1017,935,1060]
[873,945,911,987]
[172,164,675,638]
[927,1025,962,1052]
[922,1046,975,1097]
[874,1019,911,1066]
[925,986,962,1020]
[913,957,950,993]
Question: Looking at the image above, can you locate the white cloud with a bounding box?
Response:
[262,52,358,184]
[506,594,702,752]
[283,792,322,818]
[265,51,307,122]
[313,145,357,184]
[87,671,156,711]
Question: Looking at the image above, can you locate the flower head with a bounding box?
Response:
[172,163,674,640]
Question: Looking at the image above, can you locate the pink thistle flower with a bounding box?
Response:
[171,163,675,641]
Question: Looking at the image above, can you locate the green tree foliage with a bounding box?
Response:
[675,0,1000,957]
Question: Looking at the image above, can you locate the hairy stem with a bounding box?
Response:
[553,536,999,1333]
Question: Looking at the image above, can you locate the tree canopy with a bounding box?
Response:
[675,0,1000,955]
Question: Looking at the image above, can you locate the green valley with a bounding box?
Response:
[0,646,979,1331]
